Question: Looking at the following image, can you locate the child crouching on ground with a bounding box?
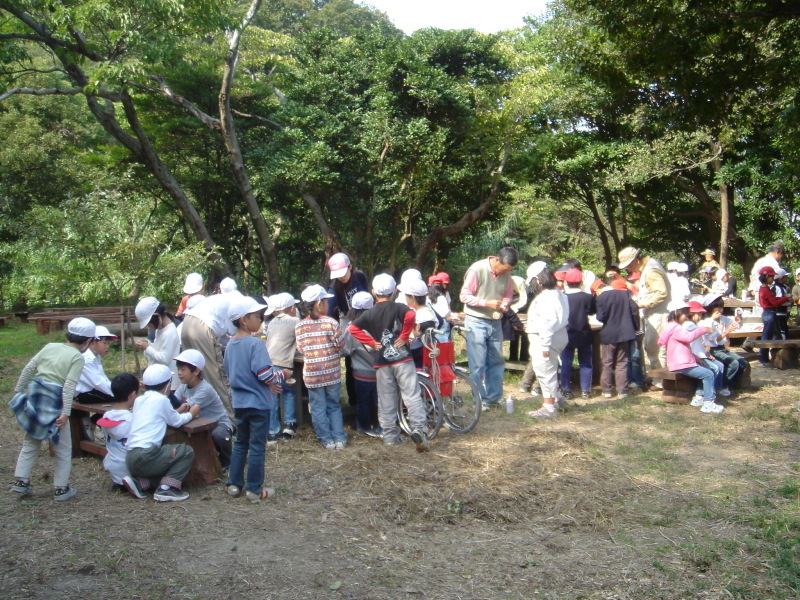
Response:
[98,373,139,492]
[657,302,721,414]
[341,291,381,438]
[295,284,347,450]
[174,349,233,474]
[684,301,727,406]
[123,365,201,501]
[224,296,290,503]
[348,274,430,452]
[10,317,96,501]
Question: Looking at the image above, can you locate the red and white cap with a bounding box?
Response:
[328,253,351,279]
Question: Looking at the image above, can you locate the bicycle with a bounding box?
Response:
[418,325,482,434]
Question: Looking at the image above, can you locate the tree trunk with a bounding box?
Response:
[711,145,731,268]
[579,184,614,268]
[299,186,342,260]
[220,0,281,292]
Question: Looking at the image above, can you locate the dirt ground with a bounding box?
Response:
[2,360,800,600]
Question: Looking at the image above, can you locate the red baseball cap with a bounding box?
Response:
[759,266,776,276]
[564,268,582,284]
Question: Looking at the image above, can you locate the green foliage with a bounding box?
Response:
[1,186,210,309]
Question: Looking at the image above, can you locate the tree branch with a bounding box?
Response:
[0,86,82,102]
[130,78,221,131]
[231,108,282,129]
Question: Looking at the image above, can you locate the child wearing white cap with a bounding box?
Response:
[341,291,381,437]
[176,272,204,318]
[295,284,347,450]
[10,317,96,501]
[174,349,233,472]
[75,325,118,405]
[224,296,291,502]
[134,297,181,394]
[265,293,301,441]
[124,364,201,501]
[348,274,430,452]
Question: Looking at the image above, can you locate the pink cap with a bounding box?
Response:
[328,253,351,279]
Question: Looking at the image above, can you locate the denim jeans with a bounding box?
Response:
[627,335,644,386]
[560,342,593,393]
[268,379,297,435]
[709,347,748,389]
[307,384,346,446]
[464,315,505,402]
[760,309,776,362]
[354,378,378,431]
[696,358,724,393]
[228,407,269,495]
[676,365,715,399]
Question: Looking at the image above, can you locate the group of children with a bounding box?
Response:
[9,266,445,504]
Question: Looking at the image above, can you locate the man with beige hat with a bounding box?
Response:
[618,247,671,390]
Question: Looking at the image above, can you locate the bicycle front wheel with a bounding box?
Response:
[398,375,444,440]
[442,368,482,434]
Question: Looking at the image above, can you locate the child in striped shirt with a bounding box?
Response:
[295,284,346,450]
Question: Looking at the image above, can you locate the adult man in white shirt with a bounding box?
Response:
[180,289,242,415]
[749,242,785,294]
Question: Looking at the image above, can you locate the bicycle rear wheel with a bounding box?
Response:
[442,368,482,433]
[398,375,444,440]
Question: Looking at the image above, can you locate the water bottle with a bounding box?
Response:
[506,395,514,414]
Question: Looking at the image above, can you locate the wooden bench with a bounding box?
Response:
[30,306,136,335]
[69,402,221,487]
[752,340,800,370]
[647,368,694,404]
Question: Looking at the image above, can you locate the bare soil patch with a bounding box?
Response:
[2,351,799,599]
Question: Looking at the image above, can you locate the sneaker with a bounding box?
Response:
[281,423,298,437]
[700,401,725,414]
[556,396,568,409]
[602,393,613,399]
[527,407,558,419]
[324,441,336,450]
[409,429,430,453]
[718,388,732,397]
[384,436,408,446]
[54,486,77,501]
[562,391,573,400]
[581,391,591,400]
[153,487,190,502]
[518,385,531,394]
[226,484,242,498]
[617,392,629,399]
[628,382,642,390]
[12,480,33,496]
[362,428,384,438]
[481,402,492,412]
[267,434,279,447]
[690,395,704,407]
[245,489,273,504]
[334,440,346,450]
[122,476,147,499]
[530,384,542,398]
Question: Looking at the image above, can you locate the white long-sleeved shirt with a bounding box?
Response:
[126,390,194,450]
[76,348,112,396]
[101,408,133,484]
[185,291,242,338]
[144,322,181,388]
[525,288,569,350]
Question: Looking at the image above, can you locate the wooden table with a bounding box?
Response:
[69,402,221,487]
[724,298,756,309]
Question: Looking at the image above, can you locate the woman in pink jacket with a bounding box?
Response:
[657,301,722,414]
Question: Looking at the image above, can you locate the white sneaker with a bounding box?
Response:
[334,440,346,450]
[481,402,492,412]
[700,401,724,414]
[690,395,704,407]
[718,388,731,397]
[324,441,336,450]
[602,393,613,399]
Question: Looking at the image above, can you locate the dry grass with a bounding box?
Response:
[2,323,800,599]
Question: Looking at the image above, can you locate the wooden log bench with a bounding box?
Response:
[752,340,800,370]
[30,307,136,335]
[69,402,221,487]
[647,368,694,404]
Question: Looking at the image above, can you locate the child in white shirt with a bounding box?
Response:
[684,301,727,405]
[98,373,139,491]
